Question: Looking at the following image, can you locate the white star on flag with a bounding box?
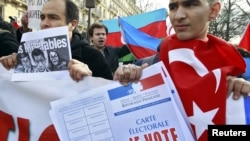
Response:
[188,102,219,139]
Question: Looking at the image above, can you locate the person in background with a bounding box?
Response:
[16,12,32,43]
[88,22,131,74]
[0,20,17,38]
[0,20,19,57]
[9,16,19,30]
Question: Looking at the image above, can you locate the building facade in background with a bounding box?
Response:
[0,0,140,32]
[0,0,27,24]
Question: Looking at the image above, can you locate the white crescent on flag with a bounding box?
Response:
[169,48,221,93]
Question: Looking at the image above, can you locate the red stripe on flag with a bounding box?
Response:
[140,21,166,38]
[106,32,123,46]
[140,73,164,91]
[127,44,157,59]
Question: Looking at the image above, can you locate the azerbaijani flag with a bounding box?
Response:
[118,17,162,59]
[102,8,167,60]
[239,23,250,52]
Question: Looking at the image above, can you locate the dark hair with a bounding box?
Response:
[17,52,30,64]
[88,22,109,37]
[0,20,17,37]
[31,48,45,60]
[18,52,29,59]
[48,50,61,64]
[65,0,79,24]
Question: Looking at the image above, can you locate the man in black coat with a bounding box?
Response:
[69,31,113,80]
[88,22,131,74]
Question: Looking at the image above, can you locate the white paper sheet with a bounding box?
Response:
[50,61,195,141]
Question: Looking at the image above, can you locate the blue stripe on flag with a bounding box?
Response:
[118,17,161,51]
[244,96,250,124]
[242,58,250,81]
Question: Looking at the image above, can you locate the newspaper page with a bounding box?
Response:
[50,61,195,141]
[12,26,71,81]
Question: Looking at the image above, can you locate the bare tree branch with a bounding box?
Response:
[209,0,250,42]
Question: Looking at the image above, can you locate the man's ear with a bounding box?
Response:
[89,37,93,42]
[209,2,221,21]
[69,19,78,31]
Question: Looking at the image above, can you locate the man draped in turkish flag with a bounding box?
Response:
[159,0,246,140]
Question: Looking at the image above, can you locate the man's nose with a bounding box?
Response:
[175,7,186,21]
[99,34,105,38]
[40,18,50,29]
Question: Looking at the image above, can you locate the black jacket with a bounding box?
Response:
[0,31,19,57]
[16,27,32,43]
[71,32,113,80]
[103,45,130,73]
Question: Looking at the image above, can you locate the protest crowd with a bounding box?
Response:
[0,0,250,140]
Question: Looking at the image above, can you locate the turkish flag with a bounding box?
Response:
[160,34,246,141]
[239,23,250,52]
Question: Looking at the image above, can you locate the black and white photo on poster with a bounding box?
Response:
[12,26,71,81]
[15,35,70,73]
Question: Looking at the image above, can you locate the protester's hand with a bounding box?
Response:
[68,59,92,82]
[0,53,17,70]
[113,63,148,85]
[227,76,250,100]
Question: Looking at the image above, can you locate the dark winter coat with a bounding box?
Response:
[0,30,19,57]
[71,32,113,80]
[102,45,130,73]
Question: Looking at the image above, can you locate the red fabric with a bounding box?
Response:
[106,32,123,46]
[140,73,165,91]
[13,21,19,29]
[139,21,167,38]
[239,23,250,52]
[159,34,246,141]
[126,44,156,59]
